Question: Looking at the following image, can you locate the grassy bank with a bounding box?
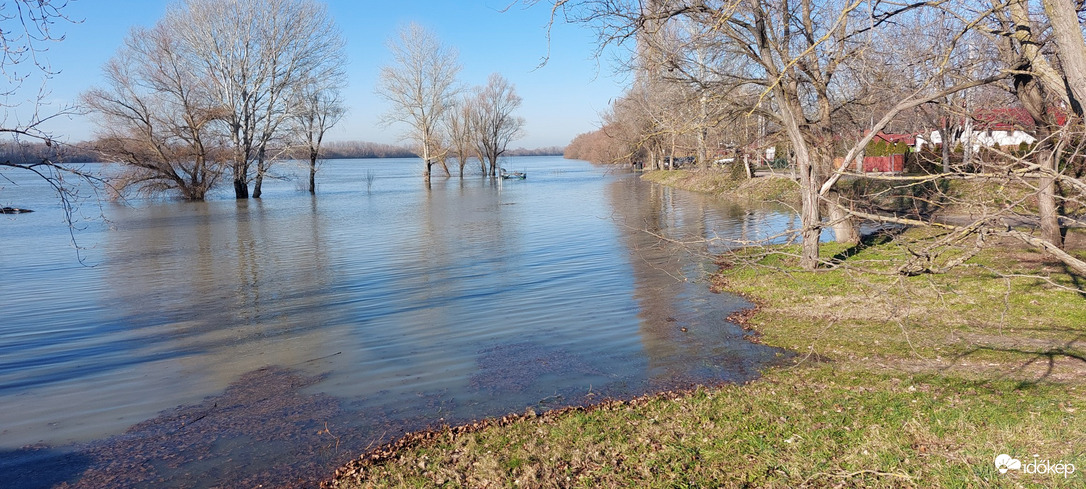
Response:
[327,178,1085,488]
[638,168,1072,220]
[640,169,801,204]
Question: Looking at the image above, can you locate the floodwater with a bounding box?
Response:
[1,157,796,488]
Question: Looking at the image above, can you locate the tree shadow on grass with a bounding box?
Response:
[829,226,906,264]
[1062,262,1086,300]
[950,335,1086,388]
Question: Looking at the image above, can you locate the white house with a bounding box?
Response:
[915,128,1035,152]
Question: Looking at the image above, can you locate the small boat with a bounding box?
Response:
[500,168,526,180]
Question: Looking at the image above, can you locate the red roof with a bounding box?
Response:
[972,107,1069,130]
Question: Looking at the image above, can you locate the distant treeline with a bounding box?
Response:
[0,141,102,164]
[504,146,564,157]
[317,142,565,159]
[318,141,416,159]
[1,140,564,164]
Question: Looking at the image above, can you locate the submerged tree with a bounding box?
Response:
[177,0,346,199]
[82,23,226,200]
[377,23,461,183]
[470,73,525,176]
[445,94,477,177]
[83,0,347,200]
[292,75,347,194]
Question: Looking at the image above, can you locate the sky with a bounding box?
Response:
[9,0,631,149]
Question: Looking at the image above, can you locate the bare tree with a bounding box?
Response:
[446,95,475,177]
[1,0,103,245]
[542,0,996,269]
[471,73,525,176]
[1,0,82,169]
[797,0,1086,276]
[175,0,346,199]
[985,0,1067,248]
[1040,0,1086,115]
[82,24,226,200]
[292,75,346,194]
[377,22,461,183]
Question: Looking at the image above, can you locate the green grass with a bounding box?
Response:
[331,368,1083,487]
[329,227,1086,488]
[715,230,1086,366]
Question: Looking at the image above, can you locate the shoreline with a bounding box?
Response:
[324,380,760,487]
[326,169,1085,487]
[324,286,787,487]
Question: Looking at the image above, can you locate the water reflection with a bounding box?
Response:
[108,200,338,374]
[0,158,796,487]
[608,176,790,387]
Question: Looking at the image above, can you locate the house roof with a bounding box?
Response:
[972,107,1069,130]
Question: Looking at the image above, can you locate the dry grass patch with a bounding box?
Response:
[641,169,800,204]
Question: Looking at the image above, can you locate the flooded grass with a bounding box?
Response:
[327,231,1086,488]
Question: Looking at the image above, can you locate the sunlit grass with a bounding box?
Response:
[331,369,1083,488]
[641,169,800,204]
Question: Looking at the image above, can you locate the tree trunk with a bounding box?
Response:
[1038,146,1063,247]
[939,127,951,173]
[827,189,860,244]
[697,92,708,168]
[777,89,821,269]
[1042,0,1086,115]
[233,167,248,199]
[422,143,432,180]
[669,136,677,170]
[1012,40,1065,249]
[253,170,264,199]
[961,116,974,169]
[1005,0,1075,110]
[800,175,821,269]
[793,139,822,269]
[309,151,317,194]
[252,146,265,199]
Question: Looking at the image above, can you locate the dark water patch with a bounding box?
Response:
[8,338,791,488]
[471,342,605,393]
[37,367,344,489]
[0,446,92,489]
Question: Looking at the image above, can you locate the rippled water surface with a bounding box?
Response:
[1,157,796,487]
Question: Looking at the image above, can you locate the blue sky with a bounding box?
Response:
[15,0,629,148]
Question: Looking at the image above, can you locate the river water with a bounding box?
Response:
[1,157,796,488]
